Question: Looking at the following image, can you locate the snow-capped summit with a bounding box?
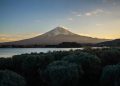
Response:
[43,26,75,36]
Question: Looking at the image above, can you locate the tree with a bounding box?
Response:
[0,58,12,70]
[100,64,120,86]
[62,52,101,86]
[57,42,82,48]
[62,52,101,74]
[0,70,26,86]
[20,53,54,86]
[99,48,120,66]
[50,51,71,60]
[43,61,83,86]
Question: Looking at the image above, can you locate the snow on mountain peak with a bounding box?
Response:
[43,26,75,36]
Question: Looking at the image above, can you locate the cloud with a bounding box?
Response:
[71,11,83,17]
[85,9,109,16]
[103,0,119,3]
[92,9,104,14]
[67,8,111,23]
[102,0,120,6]
[68,18,73,21]
[0,33,40,43]
[85,13,92,16]
[66,11,83,22]
[0,37,16,42]
[71,8,110,18]
[96,24,103,26]
[76,14,82,17]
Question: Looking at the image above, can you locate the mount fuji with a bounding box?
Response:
[0,26,110,45]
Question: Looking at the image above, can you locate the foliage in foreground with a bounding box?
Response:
[0,48,120,86]
[44,61,83,86]
[0,70,26,86]
[100,64,120,86]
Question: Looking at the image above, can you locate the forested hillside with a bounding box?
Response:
[97,39,120,47]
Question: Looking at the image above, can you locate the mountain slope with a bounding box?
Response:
[0,26,110,45]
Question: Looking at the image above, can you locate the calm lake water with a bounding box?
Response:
[0,48,83,58]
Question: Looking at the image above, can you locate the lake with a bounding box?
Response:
[0,48,83,57]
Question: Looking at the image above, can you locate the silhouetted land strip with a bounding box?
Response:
[97,39,120,47]
[0,48,120,86]
[0,42,92,48]
[0,39,120,48]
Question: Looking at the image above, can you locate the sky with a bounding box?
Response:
[0,0,120,42]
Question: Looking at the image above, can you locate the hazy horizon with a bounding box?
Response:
[0,0,120,42]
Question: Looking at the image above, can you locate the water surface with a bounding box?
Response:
[0,48,83,57]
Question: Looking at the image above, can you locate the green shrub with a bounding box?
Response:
[43,61,83,86]
[99,48,120,66]
[11,53,55,86]
[62,52,101,86]
[0,58,12,70]
[62,52,101,74]
[100,64,120,86]
[49,51,71,60]
[0,70,26,86]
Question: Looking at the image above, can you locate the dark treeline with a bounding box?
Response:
[0,39,120,48]
[46,42,85,48]
[0,42,93,48]
[0,44,45,48]
[0,48,120,86]
[97,39,120,47]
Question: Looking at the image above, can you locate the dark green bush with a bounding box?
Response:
[0,58,12,70]
[49,51,71,60]
[98,48,120,66]
[43,61,83,86]
[62,52,101,74]
[62,52,101,86]
[0,70,26,86]
[9,53,55,86]
[100,64,120,86]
